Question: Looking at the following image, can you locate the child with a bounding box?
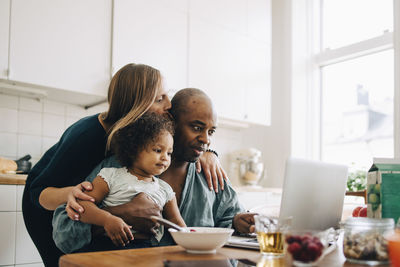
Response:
[68,113,185,250]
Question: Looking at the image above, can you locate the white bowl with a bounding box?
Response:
[169,227,234,254]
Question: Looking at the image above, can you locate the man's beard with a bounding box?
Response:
[173,148,199,163]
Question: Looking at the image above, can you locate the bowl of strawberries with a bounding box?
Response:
[285,230,329,266]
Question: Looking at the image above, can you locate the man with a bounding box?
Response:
[52,88,255,253]
[160,88,255,242]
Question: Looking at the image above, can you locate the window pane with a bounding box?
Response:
[321,50,394,170]
[322,0,393,49]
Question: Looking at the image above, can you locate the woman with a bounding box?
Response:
[22,63,226,267]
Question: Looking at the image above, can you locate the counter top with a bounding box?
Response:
[233,185,282,193]
[0,173,27,185]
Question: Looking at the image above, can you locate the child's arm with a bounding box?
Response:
[162,196,186,227]
[77,176,134,247]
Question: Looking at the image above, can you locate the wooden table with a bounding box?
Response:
[59,244,390,267]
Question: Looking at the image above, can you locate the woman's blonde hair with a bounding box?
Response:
[103,63,161,151]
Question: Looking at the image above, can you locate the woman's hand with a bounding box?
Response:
[104,215,134,247]
[66,181,95,220]
[197,151,228,193]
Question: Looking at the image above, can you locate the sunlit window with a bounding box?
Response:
[319,0,394,171]
[321,50,394,169]
[322,0,393,49]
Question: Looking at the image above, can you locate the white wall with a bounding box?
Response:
[0,94,107,165]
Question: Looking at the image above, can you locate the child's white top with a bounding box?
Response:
[97,167,175,208]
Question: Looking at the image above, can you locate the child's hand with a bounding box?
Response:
[104,215,134,247]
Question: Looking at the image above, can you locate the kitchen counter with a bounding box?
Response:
[0,173,27,185]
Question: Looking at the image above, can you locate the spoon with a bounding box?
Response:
[150,216,189,232]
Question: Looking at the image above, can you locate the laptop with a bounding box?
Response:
[279,157,348,230]
[226,157,348,249]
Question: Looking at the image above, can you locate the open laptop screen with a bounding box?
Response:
[279,158,348,230]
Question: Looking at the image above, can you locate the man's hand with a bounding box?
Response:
[197,151,228,193]
[233,212,258,234]
[103,215,134,247]
[66,181,95,220]
[105,193,162,235]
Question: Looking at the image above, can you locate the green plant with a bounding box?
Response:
[347,169,367,192]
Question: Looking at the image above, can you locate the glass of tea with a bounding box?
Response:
[254,215,292,257]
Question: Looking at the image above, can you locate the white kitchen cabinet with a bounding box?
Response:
[247,0,272,44]
[0,212,16,266]
[188,0,271,125]
[0,0,10,79]
[15,264,44,267]
[8,0,111,96]
[17,185,24,211]
[0,184,16,211]
[0,184,42,266]
[245,39,271,125]
[189,19,247,121]
[189,0,247,35]
[112,0,188,91]
[15,212,42,265]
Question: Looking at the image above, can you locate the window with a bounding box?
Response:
[315,0,396,170]
[322,0,393,50]
[291,0,399,172]
[321,50,394,168]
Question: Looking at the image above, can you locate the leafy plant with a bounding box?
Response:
[347,169,367,192]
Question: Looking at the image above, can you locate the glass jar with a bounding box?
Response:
[341,217,394,265]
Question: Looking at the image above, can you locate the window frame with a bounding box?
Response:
[291,0,400,161]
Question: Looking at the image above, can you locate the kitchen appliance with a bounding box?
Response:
[15,155,32,174]
[231,148,264,186]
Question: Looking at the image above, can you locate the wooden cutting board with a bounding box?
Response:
[0,173,28,185]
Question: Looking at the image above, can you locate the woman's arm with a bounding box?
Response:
[39,181,94,211]
[78,176,133,247]
[197,150,228,193]
[162,197,186,227]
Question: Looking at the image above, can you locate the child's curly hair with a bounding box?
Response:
[112,113,174,168]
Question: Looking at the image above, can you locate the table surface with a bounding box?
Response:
[59,244,389,267]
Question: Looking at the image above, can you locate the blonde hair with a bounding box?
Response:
[103,63,161,151]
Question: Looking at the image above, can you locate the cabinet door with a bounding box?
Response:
[189,19,246,121]
[15,212,42,264]
[17,184,24,211]
[247,0,272,44]
[245,0,271,125]
[189,0,247,35]
[245,39,271,125]
[9,0,111,96]
[0,212,16,265]
[188,0,271,124]
[0,0,10,79]
[0,184,16,211]
[112,0,188,92]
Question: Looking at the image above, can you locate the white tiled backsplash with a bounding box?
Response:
[0,94,107,165]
